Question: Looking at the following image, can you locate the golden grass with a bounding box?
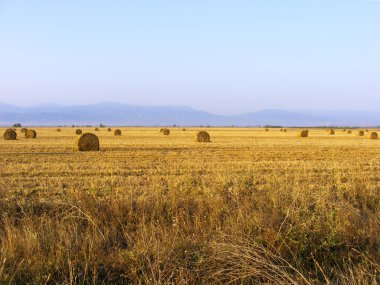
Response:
[0,127,379,284]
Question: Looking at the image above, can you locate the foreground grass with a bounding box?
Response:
[0,127,379,284]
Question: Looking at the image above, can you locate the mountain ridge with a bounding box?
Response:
[0,102,379,127]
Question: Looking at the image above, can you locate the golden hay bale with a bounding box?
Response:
[114,129,122,136]
[159,128,164,133]
[343,129,346,132]
[298,130,309,137]
[370,132,378,140]
[76,133,99,151]
[25,129,37,138]
[56,128,61,132]
[21,128,27,133]
[182,128,186,131]
[4,129,17,140]
[95,128,99,131]
[195,131,211,142]
[347,130,352,134]
[265,128,269,132]
[162,128,170,135]
[280,129,283,132]
[76,129,82,135]
[107,128,112,132]
[329,129,335,135]
[283,129,287,132]
[358,130,365,136]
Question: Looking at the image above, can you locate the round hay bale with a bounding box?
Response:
[21,128,27,133]
[280,129,283,132]
[298,130,309,138]
[159,128,164,133]
[76,133,99,151]
[358,130,365,136]
[25,129,37,138]
[195,131,211,142]
[329,129,335,135]
[283,129,287,132]
[343,129,346,132]
[347,130,352,134]
[56,128,62,132]
[182,128,186,131]
[114,129,122,136]
[265,128,269,132]
[76,129,83,135]
[162,128,170,136]
[95,128,99,131]
[4,129,17,140]
[370,132,378,140]
[107,128,112,132]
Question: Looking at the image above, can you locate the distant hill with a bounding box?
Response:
[0,102,379,127]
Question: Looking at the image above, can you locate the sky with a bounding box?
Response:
[0,0,379,115]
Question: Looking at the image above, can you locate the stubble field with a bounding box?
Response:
[0,127,379,284]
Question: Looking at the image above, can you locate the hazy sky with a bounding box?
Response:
[0,0,379,114]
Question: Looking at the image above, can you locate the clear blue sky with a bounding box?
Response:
[0,0,379,114]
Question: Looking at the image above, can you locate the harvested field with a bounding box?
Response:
[0,127,379,284]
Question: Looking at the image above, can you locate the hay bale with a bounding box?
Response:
[76,129,82,135]
[56,128,61,132]
[347,130,352,134]
[21,128,27,133]
[159,128,164,133]
[298,130,309,138]
[162,128,170,136]
[195,131,211,142]
[283,129,287,132]
[95,128,99,131]
[4,129,17,140]
[107,128,112,132]
[358,130,365,136]
[25,130,37,138]
[182,128,186,131]
[76,133,99,151]
[265,128,269,132]
[114,129,122,136]
[280,129,283,132]
[370,132,378,140]
[343,129,346,132]
[329,129,335,135]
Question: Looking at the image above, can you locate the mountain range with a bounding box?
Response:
[0,102,379,127]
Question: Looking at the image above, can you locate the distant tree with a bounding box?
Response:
[173,124,177,127]
[13,123,22,127]
[100,123,105,128]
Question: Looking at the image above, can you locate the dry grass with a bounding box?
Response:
[0,127,379,284]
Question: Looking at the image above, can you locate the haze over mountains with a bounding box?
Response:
[0,102,379,127]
